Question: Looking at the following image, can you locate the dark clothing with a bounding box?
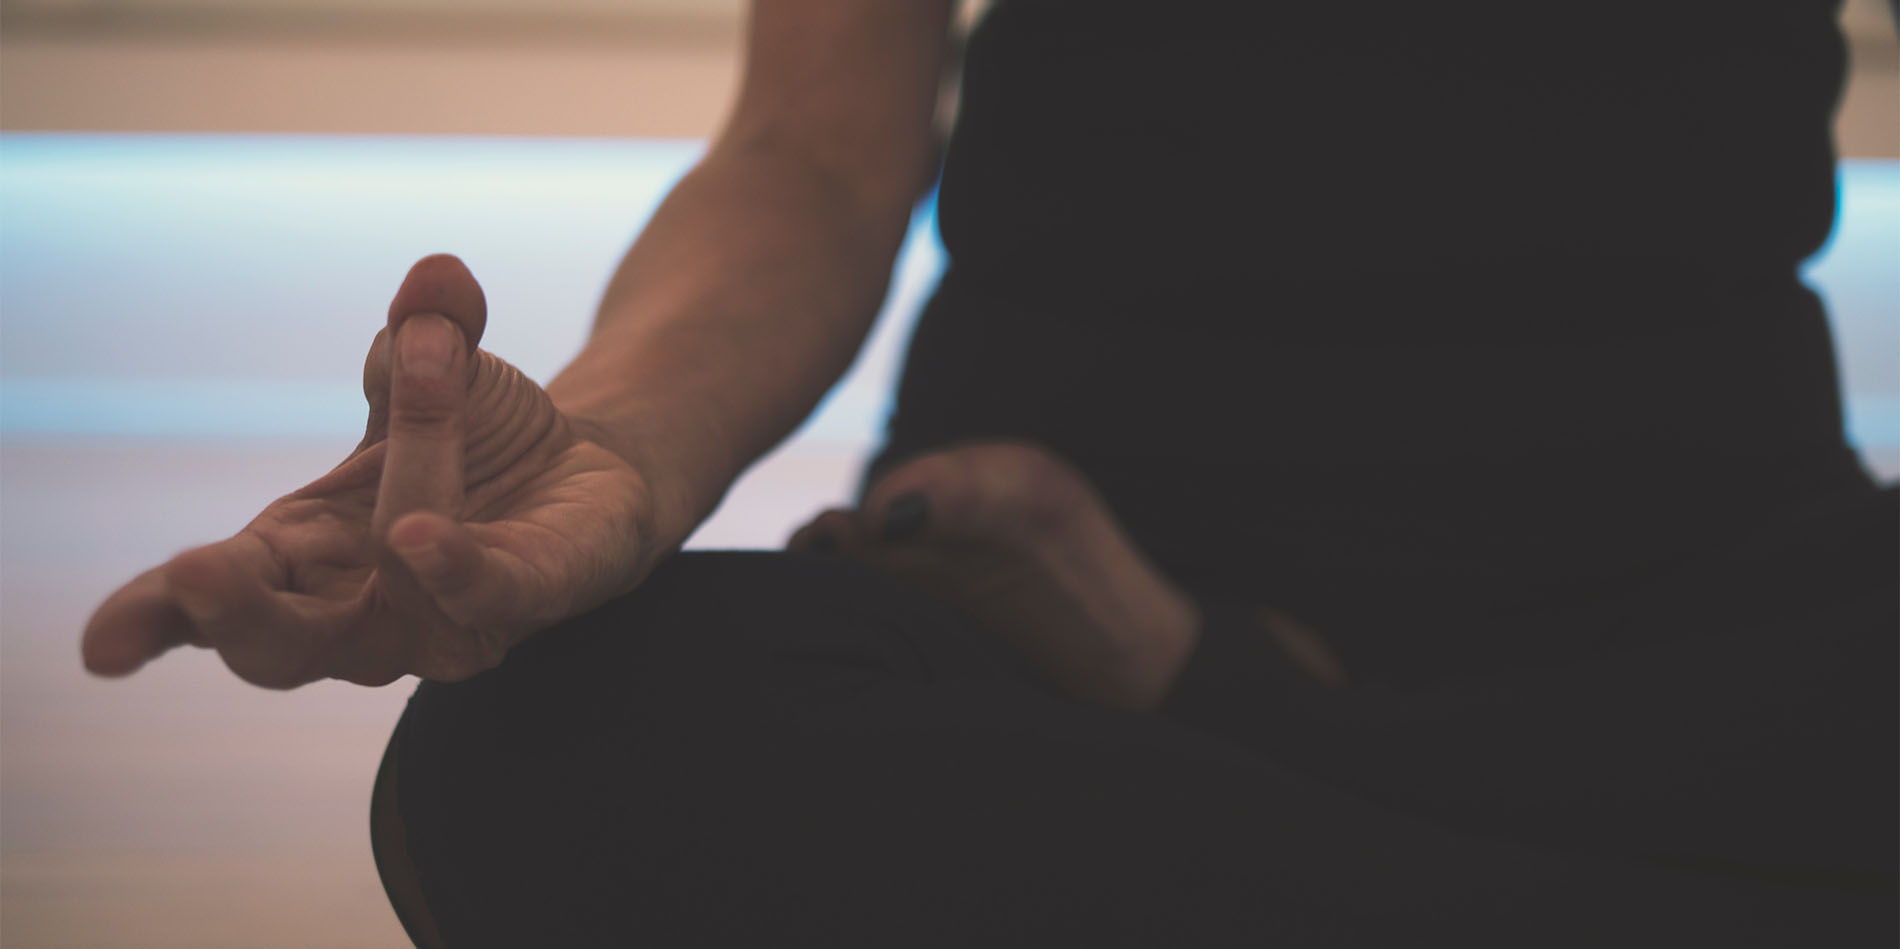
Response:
[374,486,1896,946]
[881,0,1868,685]
[935,0,1842,291]
[875,272,1874,688]
[374,1,1897,943]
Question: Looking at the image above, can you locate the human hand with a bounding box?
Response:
[81,255,657,688]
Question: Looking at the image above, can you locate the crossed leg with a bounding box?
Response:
[373,537,1894,946]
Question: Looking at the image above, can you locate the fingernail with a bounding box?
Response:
[398,313,455,380]
[881,493,928,542]
[395,541,445,577]
[808,531,839,555]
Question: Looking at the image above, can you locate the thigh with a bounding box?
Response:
[1172,485,1898,883]
[383,551,1888,947]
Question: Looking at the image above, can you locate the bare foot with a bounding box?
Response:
[787,440,1202,711]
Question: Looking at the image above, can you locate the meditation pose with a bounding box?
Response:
[82,2,1896,945]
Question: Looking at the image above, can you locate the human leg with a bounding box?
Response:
[373,550,1878,946]
[816,436,1893,885]
[783,438,1895,938]
[1156,483,1898,924]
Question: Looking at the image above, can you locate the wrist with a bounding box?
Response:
[558,404,736,556]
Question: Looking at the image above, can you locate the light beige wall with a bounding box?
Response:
[1,0,741,23]
[0,0,1894,153]
[0,0,743,138]
[0,33,742,138]
[1837,0,1899,158]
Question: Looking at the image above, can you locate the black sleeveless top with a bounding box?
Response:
[877,0,1872,681]
[933,0,1844,290]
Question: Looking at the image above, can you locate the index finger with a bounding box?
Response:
[372,256,487,539]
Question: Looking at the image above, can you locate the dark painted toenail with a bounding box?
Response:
[881,493,928,542]
[808,531,839,555]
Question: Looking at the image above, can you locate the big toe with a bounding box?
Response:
[860,440,1097,546]
[786,508,867,554]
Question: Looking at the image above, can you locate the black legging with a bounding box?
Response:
[372,484,1896,947]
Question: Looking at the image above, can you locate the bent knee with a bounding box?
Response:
[378,550,1012,943]
[390,550,1016,784]
[492,550,990,694]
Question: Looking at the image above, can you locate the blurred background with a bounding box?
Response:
[0,1,1895,945]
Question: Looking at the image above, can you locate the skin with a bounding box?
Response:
[787,441,1348,711]
[788,441,1207,711]
[81,1,1346,698]
[82,2,959,687]
[82,257,653,687]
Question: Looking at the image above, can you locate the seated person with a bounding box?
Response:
[82,1,1897,945]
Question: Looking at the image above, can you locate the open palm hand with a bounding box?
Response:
[82,256,655,688]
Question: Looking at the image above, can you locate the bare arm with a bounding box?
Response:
[79,2,955,686]
[547,0,956,553]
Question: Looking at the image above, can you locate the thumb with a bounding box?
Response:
[372,310,470,537]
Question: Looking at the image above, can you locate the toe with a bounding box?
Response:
[860,450,981,543]
[786,508,866,554]
[861,440,1094,544]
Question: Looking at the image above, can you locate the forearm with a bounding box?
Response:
[546,142,913,552]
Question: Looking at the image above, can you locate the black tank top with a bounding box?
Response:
[877,0,1872,680]
[935,0,1843,290]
